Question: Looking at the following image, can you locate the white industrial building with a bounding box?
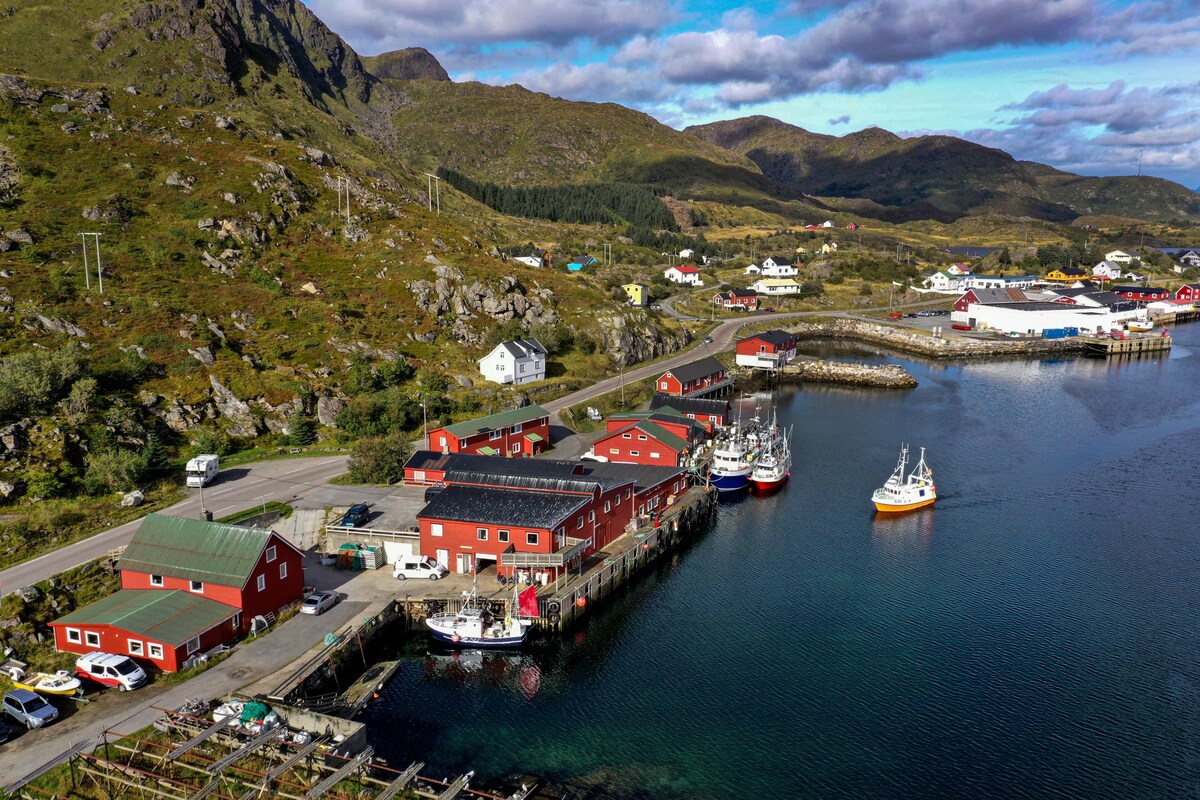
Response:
[952,302,1142,336]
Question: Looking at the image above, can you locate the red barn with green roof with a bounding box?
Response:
[593,419,692,466]
[427,404,550,457]
[50,514,304,672]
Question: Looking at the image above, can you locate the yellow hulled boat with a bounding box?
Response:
[872,444,936,513]
[12,668,83,696]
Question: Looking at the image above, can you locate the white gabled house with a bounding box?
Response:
[946,263,972,276]
[750,278,802,295]
[478,338,548,385]
[744,263,762,275]
[1092,260,1122,280]
[665,264,703,285]
[513,251,545,268]
[758,256,799,277]
[923,271,968,293]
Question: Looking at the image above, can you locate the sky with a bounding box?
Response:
[304,0,1200,190]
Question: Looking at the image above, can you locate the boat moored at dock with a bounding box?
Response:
[872,444,936,513]
[750,422,791,492]
[426,581,540,648]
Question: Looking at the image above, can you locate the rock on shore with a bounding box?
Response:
[778,359,917,388]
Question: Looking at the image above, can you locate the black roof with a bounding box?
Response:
[403,450,681,492]
[990,302,1108,311]
[650,393,729,417]
[418,484,588,529]
[1050,287,1091,298]
[740,329,794,346]
[663,356,725,384]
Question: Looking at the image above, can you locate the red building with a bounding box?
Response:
[50,514,304,672]
[954,287,1030,314]
[735,329,797,369]
[656,357,729,397]
[1112,285,1171,301]
[712,288,759,311]
[427,404,549,457]
[649,393,729,428]
[1175,284,1200,302]
[404,452,687,580]
[593,419,691,466]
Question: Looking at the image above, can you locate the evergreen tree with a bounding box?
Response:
[141,431,169,477]
[289,416,317,446]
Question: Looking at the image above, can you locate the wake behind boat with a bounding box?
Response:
[427,579,540,648]
[872,444,936,513]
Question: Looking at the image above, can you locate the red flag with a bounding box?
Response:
[1162,326,1170,338]
[518,585,540,617]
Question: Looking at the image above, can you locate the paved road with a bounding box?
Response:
[0,456,349,595]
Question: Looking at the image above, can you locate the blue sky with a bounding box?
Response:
[306,0,1200,189]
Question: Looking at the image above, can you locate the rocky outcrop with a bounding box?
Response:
[777,360,917,389]
[595,314,692,368]
[208,375,260,437]
[408,272,559,341]
[362,48,451,82]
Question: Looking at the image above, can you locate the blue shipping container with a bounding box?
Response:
[1063,327,1079,337]
[1042,328,1067,339]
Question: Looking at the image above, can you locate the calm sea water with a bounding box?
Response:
[364,325,1200,799]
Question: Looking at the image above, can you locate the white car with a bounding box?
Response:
[299,590,340,615]
[393,556,448,580]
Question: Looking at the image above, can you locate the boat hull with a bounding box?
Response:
[710,469,751,492]
[751,472,789,491]
[428,627,526,649]
[873,496,936,513]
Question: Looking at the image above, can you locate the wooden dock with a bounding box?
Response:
[1081,334,1172,356]
[338,660,401,716]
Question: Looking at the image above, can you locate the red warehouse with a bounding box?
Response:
[51,514,305,672]
[1175,284,1200,302]
[649,394,729,428]
[428,404,550,457]
[655,357,729,398]
[735,329,797,369]
[713,289,759,311]
[1112,285,1171,301]
[593,419,691,466]
[953,287,1029,314]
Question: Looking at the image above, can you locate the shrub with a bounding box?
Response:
[82,449,144,495]
[347,433,411,485]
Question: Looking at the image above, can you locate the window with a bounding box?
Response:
[279,562,288,579]
[709,415,718,422]
[638,434,648,441]
[498,529,510,543]
[630,450,640,456]
[512,422,523,433]
[66,628,82,644]
[128,640,144,656]
[660,381,669,390]
[604,501,611,513]
[588,510,595,522]
[526,532,539,545]
[85,631,101,648]
[266,545,277,563]
[489,429,502,440]
[150,574,164,587]
[190,580,204,593]
[431,522,444,537]
[651,452,660,459]
[187,637,201,655]
[438,436,447,448]
[626,489,632,499]
[577,516,584,529]
[232,612,241,631]
[511,443,520,454]
[477,528,489,541]
[622,433,632,439]
[257,574,266,592]
[148,643,164,660]
[615,494,621,506]
[609,448,619,455]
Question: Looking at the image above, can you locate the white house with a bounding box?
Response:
[821,220,835,228]
[1105,249,1141,264]
[759,256,799,277]
[922,271,969,293]
[478,338,547,385]
[513,252,545,268]
[750,278,802,295]
[1177,250,1200,268]
[1092,260,1122,280]
[679,248,695,259]
[665,264,703,285]
[744,263,762,275]
[946,263,972,276]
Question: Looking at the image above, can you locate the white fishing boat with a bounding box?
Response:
[709,413,761,492]
[872,444,936,513]
[9,668,83,697]
[427,579,540,648]
[751,424,792,491]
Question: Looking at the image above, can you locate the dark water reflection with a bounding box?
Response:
[364,326,1200,799]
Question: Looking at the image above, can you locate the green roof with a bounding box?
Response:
[118,513,276,588]
[441,404,548,439]
[524,432,544,442]
[53,590,238,646]
[477,446,498,455]
[636,420,688,452]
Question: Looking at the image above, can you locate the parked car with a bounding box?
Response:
[393,556,449,581]
[299,590,340,616]
[2,688,58,729]
[916,310,939,317]
[75,651,148,691]
[0,717,13,743]
[650,304,662,310]
[339,503,370,527]
[703,336,714,344]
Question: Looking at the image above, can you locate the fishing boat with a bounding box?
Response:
[709,416,760,493]
[11,669,83,697]
[1126,317,1154,332]
[427,579,540,648]
[872,444,936,513]
[750,423,791,492]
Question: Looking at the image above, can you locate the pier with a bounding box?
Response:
[1081,334,1172,356]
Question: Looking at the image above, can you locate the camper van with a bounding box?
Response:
[185,454,220,488]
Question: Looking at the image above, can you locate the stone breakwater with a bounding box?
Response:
[778,359,918,389]
[781,318,1088,358]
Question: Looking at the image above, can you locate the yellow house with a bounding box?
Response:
[1045,266,1088,282]
[623,282,649,307]
[820,241,838,254]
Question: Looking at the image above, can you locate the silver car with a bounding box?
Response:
[3,688,59,729]
[299,590,340,615]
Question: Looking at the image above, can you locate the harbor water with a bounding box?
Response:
[364,324,1200,799]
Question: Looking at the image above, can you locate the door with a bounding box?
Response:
[435,549,449,569]
[457,553,472,574]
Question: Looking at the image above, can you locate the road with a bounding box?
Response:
[0,456,349,595]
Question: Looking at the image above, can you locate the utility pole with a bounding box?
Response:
[422,396,429,451]
[81,232,102,293]
[424,173,441,214]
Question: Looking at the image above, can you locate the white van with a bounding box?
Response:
[75,652,148,691]
[185,454,220,488]
[393,556,448,581]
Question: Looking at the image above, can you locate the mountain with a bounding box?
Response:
[686,116,1200,223]
[362,48,450,82]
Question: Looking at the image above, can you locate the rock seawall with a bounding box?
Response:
[777,360,917,389]
[780,318,1087,358]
